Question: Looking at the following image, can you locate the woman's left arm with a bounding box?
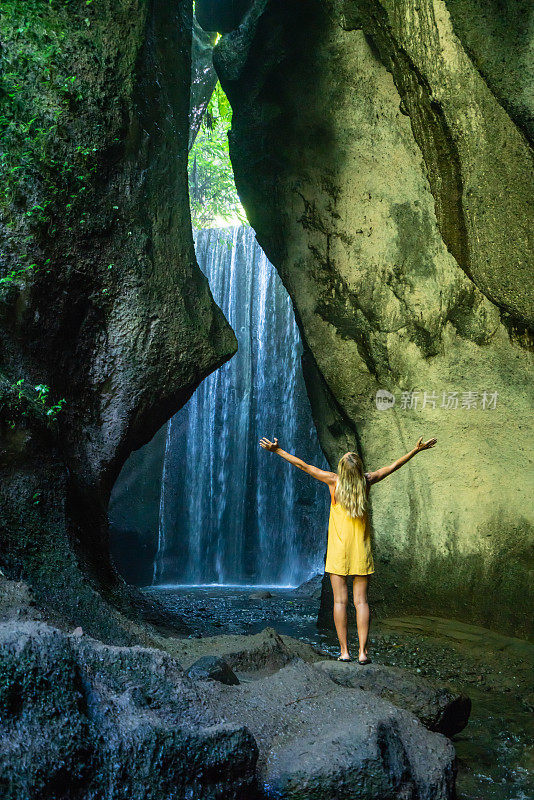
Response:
[259,437,336,484]
[367,436,437,484]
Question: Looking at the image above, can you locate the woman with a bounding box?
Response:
[259,435,437,664]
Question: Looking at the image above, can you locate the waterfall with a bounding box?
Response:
[152,226,330,587]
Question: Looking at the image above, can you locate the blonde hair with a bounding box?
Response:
[335,452,367,518]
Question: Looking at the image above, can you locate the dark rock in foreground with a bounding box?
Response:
[187,655,240,685]
[0,621,257,800]
[315,659,471,737]
[204,660,457,799]
[0,617,465,799]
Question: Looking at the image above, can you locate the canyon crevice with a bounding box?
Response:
[1,2,531,797]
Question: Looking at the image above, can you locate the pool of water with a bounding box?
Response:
[145,585,534,800]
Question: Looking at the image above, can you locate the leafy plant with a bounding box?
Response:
[188,82,246,228]
[0,376,66,429]
[0,263,36,287]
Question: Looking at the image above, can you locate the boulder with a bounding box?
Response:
[314,659,471,737]
[215,0,534,634]
[0,621,257,800]
[187,655,240,685]
[279,634,327,664]
[293,572,325,600]
[166,626,294,674]
[204,659,457,799]
[248,590,274,599]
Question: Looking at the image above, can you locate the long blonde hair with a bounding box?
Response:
[335,452,367,518]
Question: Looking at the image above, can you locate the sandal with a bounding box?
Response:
[358,656,371,665]
[337,656,352,662]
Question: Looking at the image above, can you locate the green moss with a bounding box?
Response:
[2,1,75,209]
[0,1,127,286]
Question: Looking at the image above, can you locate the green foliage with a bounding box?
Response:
[0,263,37,287]
[1,1,71,211]
[0,375,66,430]
[0,0,101,287]
[188,82,246,229]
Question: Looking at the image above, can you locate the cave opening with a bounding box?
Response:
[109,34,329,592]
[109,223,330,590]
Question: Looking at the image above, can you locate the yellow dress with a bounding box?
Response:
[325,479,374,576]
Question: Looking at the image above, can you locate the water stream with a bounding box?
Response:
[153,227,330,586]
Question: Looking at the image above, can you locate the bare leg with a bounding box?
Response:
[352,575,370,661]
[329,573,349,659]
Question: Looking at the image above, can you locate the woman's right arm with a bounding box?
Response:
[367,437,437,484]
[259,437,336,485]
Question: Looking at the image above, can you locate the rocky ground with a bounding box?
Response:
[146,583,534,800]
[0,575,475,800]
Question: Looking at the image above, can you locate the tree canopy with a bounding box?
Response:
[188,81,246,229]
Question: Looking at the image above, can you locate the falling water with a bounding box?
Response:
[152,226,330,587]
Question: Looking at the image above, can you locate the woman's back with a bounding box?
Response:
[326,477,374,576]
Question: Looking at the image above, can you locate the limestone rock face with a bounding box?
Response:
[215,0,534,632]
[0,1,236,639]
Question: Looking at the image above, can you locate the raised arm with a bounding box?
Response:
[259,437,336,485]
[368,437,437,484]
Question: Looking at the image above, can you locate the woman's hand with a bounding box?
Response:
[259,437,279,452]
[416,436,437,451]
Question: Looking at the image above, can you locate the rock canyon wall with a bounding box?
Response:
[0,0,236,640]
[215,0,534,632]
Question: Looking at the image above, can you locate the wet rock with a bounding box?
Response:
[0,576,42,623]
[0,0,235,642]
[0,621,257,800]
[248,590,274,600]
[187,655,240,685]
[293,573,323,600]
[314,659,471,737]
[167,627,295,674]
[279,634,327,664]
[204,659,457,799]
